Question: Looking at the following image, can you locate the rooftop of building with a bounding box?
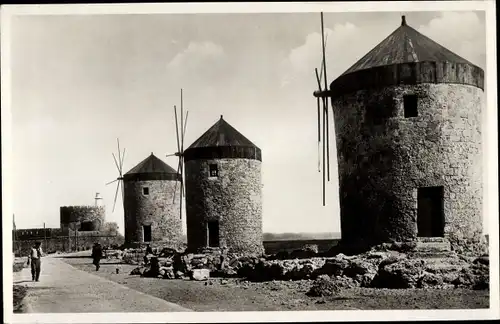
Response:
[186,115,260,150]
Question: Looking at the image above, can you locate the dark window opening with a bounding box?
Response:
[404,95,418,118]
[209,164,219,177]
[417,186,445,237]
[143,225,152,242]
[207,221,220,247]
[143,187,149,195]
[80,221,94,231]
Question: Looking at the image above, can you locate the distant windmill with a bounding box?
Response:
[106,138,126,212]
[313,12,332,207]
[166,88,189,219]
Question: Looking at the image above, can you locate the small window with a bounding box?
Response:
[209,164,219,177]
[404,95,418,118]
[143,187,149,195]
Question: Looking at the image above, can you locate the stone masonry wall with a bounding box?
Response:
[185,158,264,255]
[60,206,106,231]
[331,83,483,247]
[123,179,182,248]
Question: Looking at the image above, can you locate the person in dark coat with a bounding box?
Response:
[143,244,153,265]
[28,242,43,281]
[91,242,103,271]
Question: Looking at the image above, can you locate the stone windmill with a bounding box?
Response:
[183,115,264,255]
[313,14,485,250]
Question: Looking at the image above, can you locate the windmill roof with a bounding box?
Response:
[327,16,484,97]
[341,16,474,76]
[123,153,180,181]
[184,116,262,162]
[186,116,260,150]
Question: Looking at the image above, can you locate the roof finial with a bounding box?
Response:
[151,152,153,155]
[220,115,223,119]
[401,15,406,26]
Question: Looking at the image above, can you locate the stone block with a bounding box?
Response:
[191,268,210,281]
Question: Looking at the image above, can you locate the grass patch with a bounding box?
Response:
[13,261,26,273]
[13,285,28,313]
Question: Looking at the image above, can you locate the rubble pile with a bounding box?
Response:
[104,249,122,260]
[306,274,361,297]
[238,249,490,291]
[122,243,489,290]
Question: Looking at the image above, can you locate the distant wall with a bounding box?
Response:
[14,231,122,256]
[14,237,72,256]
[263,239,340,255]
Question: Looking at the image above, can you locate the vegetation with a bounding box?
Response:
[13,285,28,313]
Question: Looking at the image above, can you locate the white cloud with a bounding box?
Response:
[166,41,227,85]
[417,11,486,69]
[280,22,392,90]
[167,41,225,69]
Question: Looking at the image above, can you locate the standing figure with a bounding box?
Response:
[91,242,103,271]
[143,244,153,265]
[29,242,43,282]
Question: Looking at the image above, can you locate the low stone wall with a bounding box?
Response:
[14,237,72,256]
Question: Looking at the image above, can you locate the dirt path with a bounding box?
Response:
[64,258,489,312]
[13,256,191,313]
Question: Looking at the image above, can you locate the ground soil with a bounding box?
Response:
[13,285,28,313]
[63,257,489,311]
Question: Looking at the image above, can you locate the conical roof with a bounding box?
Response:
[187,115,260,149]
[123,153,180,181]
[342,16,473,75]
[328,16,484,97]
[184,116,262,162]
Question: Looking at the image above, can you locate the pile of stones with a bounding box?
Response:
[239,247,489,291]
[123,242,489,291]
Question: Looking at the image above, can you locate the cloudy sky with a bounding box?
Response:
[7,9,492,235]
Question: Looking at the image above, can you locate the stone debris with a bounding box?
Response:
[372,259,427,289]
[105,249,122,259]
[120,243,488,290]
[306,275,342,297]
[191,269,210,281]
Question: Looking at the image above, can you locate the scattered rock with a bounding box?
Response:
[307,275,342,297]
[417,272,445,288]
[473,256,489,266]
[163,268,175,279]
[191,268,210,281]
[130,266,146,275]
[372,259,426,289]
[453,263,489,289]
[315,255,350,277]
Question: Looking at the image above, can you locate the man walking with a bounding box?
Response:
[91,242,103,271]
[29,242,43,282]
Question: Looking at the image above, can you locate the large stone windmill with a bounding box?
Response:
[313,13,484,251]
